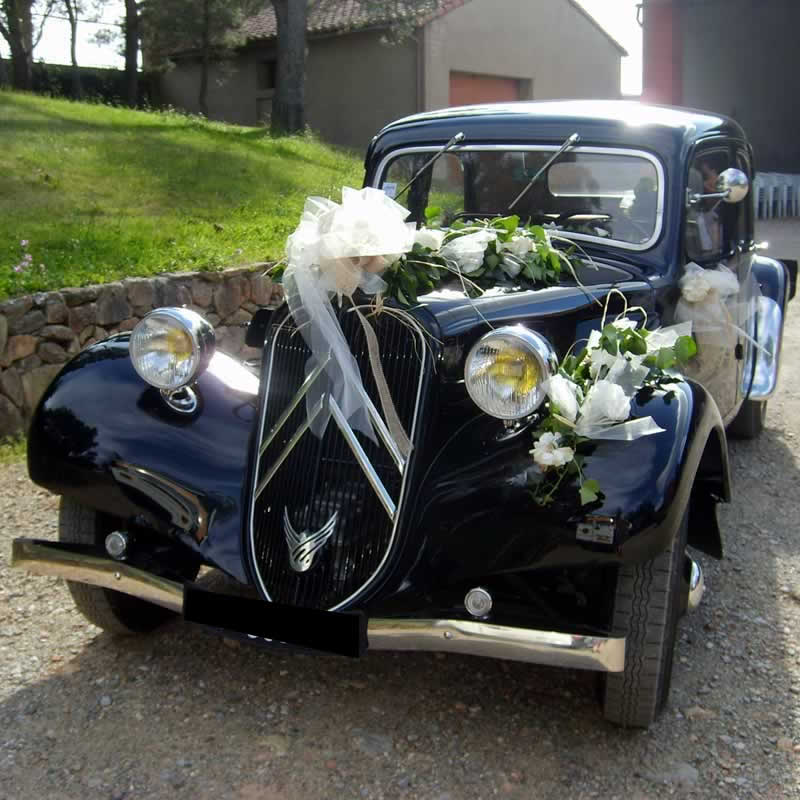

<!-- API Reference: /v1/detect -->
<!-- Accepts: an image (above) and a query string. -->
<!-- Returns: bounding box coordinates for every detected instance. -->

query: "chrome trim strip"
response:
[687,557,704,613]
[255,395,326,500]
[259,354,331,457]
[10,538,183,613]
[329,396,396,519]
[749,295,783,400]
[373,144,666,252]
[367,619,625,672]
[10,540,625,672]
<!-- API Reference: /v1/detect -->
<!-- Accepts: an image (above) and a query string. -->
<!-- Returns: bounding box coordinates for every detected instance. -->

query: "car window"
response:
[685,146,732,261]
[380,147,663,250]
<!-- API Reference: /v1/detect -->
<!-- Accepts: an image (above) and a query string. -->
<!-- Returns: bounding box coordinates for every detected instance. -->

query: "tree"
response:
[143,0,261,117]
[269,0,306,135]
[91,0,139,106]
[0,0,55,90]
[268,0,438,135]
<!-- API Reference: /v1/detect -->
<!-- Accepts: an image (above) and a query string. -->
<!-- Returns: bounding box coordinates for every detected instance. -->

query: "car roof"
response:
[380,100,744,141]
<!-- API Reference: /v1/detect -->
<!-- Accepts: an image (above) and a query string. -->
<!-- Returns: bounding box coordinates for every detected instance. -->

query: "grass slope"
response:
[0,92,365,300]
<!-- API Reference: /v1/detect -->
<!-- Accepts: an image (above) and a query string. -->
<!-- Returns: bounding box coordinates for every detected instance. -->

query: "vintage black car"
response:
[11,101,795,728]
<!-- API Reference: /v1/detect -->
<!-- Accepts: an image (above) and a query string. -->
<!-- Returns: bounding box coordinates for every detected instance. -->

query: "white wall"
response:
[423,0,622,110]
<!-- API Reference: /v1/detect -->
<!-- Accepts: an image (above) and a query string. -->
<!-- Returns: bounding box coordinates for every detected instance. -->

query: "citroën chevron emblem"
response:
[282,508,338,572]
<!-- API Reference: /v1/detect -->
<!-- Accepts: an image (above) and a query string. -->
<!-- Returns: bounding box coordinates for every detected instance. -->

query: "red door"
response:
[449,72,522,106]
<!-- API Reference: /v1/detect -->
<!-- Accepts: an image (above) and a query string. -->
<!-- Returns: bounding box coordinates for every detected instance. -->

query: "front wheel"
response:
[602,511,688,727]
[59,497,176,635]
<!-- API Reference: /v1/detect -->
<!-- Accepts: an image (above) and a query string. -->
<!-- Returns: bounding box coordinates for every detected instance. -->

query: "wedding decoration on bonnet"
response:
[272,186,698,509]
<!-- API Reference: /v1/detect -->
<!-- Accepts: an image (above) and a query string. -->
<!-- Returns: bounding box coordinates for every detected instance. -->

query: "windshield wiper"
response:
[507,132,580,213]
[395,132,465,201]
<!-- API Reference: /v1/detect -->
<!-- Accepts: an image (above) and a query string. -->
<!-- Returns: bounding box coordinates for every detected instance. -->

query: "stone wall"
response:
[0,264,281,439]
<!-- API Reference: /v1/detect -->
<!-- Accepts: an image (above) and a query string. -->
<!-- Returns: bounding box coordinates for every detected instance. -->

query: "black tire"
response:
[602,511,688,728]
[728,398,767,439]
[58,497,175,635]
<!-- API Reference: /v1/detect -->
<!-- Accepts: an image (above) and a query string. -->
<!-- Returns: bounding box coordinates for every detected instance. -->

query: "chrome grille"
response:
[248,303,428,610]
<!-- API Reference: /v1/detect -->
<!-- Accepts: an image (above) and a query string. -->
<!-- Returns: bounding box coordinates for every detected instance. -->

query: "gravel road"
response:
[3,278,800,799]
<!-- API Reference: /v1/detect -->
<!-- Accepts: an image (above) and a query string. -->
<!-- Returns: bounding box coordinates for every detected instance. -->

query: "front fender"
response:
[382,379,728,600]
[27,335,259,583]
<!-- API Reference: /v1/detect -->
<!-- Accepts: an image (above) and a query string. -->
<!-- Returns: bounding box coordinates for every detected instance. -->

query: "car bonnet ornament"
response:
[282,508,338,572]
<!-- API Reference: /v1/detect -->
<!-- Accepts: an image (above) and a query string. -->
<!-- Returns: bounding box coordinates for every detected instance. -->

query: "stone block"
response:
[250,274,274,307]
[45,295,68,324]
[69,303,97,333]
[224,309,252,326]
[62,286,98,307]
[117,318,139,332]
[191,279,214,307]
[125,278,155,309]
[0,296,33,322]
[17,354,41,372]
[0,394,23,438]
[94,326,108,340]
[96,283,131,326]
[21,364,62,410]
[162,280,192,308]
[0,314,7,357]
[41,324,76,343]
[205,312,220,327]
[39,341,69,364]
[9,309,46,335]
[3,335,37,364]
[0,369,24,407]
[213,281,243,319]
[79,326,96,345]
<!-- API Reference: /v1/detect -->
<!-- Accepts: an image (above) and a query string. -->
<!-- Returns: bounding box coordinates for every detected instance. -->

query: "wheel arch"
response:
[686,424,729,559]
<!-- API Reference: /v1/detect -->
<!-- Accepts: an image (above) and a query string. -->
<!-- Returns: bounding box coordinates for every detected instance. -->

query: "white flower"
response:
[588,346,619,379]
[611,317,638,332]
[501,256,523,278]
[575,380,631,435]
[681,271,712,303]
[531,432,575,470]
[414,228,446,251]
[503,235,533,259]
[586,329,602,351]
[545,374,579,422]
[439,230,497,274]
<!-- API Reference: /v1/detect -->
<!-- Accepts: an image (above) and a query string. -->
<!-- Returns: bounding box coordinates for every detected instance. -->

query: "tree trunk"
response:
[124,0,139,106]
[65,0,82,99]
[198,0,210,117]
[270,0,306,135]
[3,0,34,90]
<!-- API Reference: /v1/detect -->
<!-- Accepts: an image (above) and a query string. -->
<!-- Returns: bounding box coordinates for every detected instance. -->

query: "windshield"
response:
[378,147,663,250]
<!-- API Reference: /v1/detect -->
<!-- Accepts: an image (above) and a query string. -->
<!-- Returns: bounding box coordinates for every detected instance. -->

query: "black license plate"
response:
[183,584,367,658]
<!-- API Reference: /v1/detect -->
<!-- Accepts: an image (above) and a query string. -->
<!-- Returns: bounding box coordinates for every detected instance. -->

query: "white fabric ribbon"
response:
[283,188,417,447]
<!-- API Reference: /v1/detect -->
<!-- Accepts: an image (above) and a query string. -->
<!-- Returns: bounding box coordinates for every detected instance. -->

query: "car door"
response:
[681,140,747,422]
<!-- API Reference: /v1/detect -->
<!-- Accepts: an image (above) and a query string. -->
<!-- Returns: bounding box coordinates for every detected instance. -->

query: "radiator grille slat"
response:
[248,304,428,610]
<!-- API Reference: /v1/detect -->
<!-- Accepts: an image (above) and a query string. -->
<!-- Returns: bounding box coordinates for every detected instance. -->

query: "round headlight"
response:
[464,326,555,419]
[130,308,215,391]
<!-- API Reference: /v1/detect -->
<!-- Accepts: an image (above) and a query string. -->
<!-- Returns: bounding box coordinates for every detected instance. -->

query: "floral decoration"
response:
[529,299,697,507]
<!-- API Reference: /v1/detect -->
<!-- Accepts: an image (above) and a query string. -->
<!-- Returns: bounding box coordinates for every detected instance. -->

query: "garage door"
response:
[449,72,522,106]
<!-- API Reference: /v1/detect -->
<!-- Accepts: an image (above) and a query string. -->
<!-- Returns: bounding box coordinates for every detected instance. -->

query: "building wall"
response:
[158,30,418,151]
[678,0,800,172]
[422,0,622,110]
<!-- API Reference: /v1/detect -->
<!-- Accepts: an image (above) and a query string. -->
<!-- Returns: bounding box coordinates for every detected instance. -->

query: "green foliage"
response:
[0,91,364,300]
[0,435,26,465]
[380,213,571,307]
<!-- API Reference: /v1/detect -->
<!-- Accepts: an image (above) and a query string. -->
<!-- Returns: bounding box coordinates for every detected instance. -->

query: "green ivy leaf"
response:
[580,478,601,506]
[674,335,698,364]
[530,225,548,243]
[485,253,500,269]
[493,215,520,234]
[424,206,442,221]
[655,348,676,370]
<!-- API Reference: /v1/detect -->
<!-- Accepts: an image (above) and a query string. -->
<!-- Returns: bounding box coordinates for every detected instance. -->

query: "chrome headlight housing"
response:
[130,308,215,391]
[464,326,555,419]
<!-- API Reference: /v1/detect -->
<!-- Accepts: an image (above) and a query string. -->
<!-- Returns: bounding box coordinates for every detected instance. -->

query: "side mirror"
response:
[687,167,750,207]
[716,168,750,203]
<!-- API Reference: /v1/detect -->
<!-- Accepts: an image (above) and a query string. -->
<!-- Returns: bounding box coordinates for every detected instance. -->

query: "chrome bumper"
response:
[11,538,625,673]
